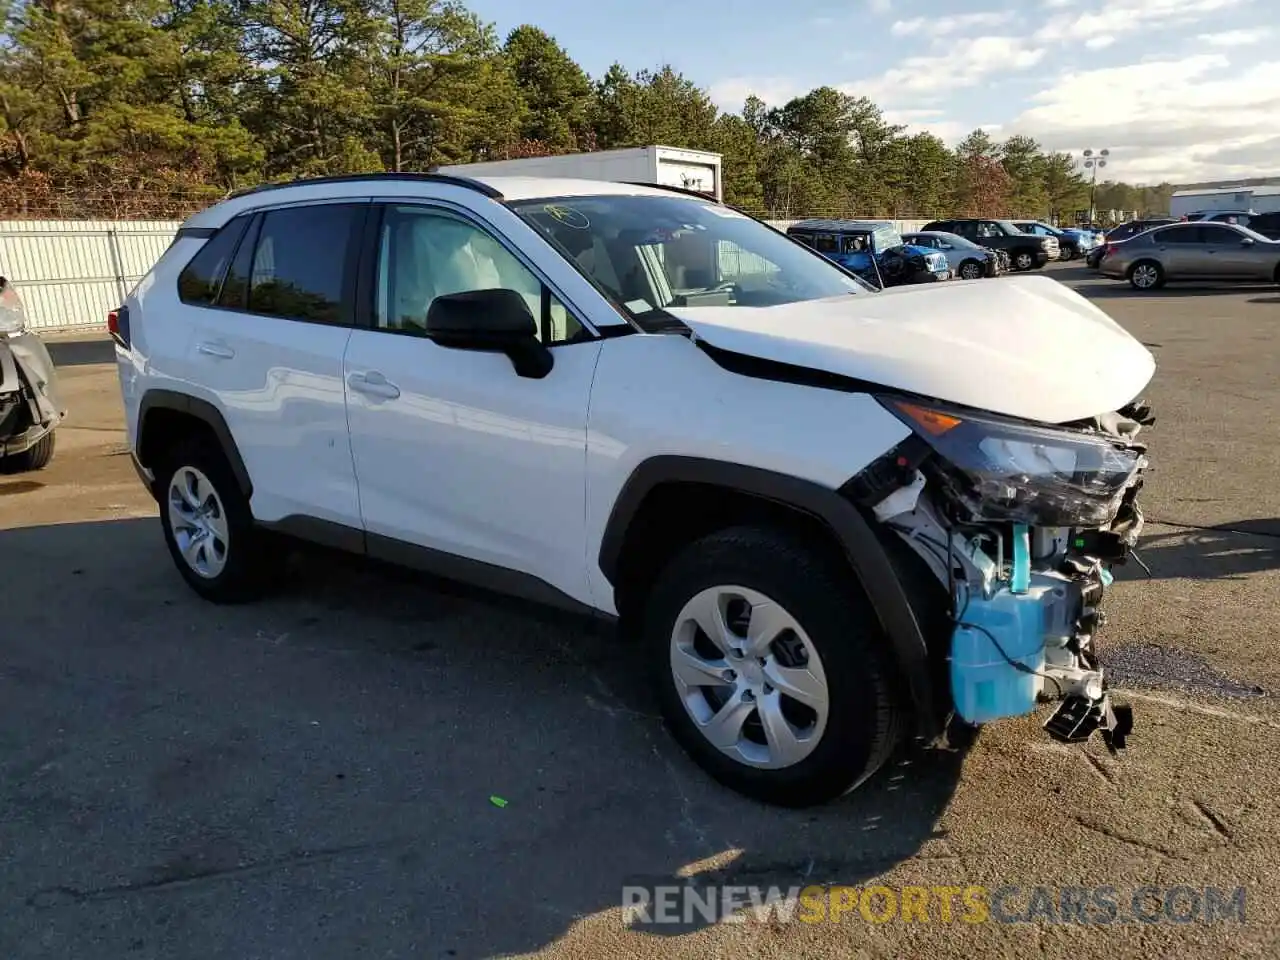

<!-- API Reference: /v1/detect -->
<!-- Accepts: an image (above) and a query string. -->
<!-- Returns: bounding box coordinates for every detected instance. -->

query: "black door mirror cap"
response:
[425,288,553,379]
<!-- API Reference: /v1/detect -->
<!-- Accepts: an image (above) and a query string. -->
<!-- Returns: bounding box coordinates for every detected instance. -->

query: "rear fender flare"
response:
[137,389,252,498]
[599,456,939,737]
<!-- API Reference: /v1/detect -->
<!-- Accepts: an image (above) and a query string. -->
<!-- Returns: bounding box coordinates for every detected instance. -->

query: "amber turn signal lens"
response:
[894,401,962,436]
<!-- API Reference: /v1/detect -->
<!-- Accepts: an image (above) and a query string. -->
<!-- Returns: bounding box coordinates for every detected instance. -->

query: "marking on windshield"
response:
[543,205,590,229]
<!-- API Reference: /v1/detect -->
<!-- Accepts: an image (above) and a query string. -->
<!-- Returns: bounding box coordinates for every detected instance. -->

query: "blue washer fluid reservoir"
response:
[950,586,1047,724]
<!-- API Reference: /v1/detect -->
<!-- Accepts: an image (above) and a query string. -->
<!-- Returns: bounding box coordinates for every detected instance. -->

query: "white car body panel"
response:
[583,332,910,612]
[664,274,1155,425]
[342,331,604,606]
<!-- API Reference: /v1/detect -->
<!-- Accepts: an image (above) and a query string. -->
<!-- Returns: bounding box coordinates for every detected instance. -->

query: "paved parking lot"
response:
[2,263,1278,959]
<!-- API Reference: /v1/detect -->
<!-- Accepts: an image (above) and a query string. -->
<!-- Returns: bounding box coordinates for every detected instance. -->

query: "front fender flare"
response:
[600,456,940,738]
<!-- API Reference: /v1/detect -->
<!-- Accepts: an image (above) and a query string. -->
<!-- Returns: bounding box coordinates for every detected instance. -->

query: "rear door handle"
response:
[197,341,235,360]
[347,370,401,400]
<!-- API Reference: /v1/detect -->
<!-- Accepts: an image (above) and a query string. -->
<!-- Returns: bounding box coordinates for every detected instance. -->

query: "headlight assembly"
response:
[879,397,1145,527]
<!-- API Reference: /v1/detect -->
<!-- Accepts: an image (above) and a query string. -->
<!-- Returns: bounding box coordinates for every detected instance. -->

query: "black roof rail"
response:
[226,172,504,201]
[621,180,723,203]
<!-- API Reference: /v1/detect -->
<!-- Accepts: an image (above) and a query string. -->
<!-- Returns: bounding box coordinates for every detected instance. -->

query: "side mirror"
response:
[425,288,553,379]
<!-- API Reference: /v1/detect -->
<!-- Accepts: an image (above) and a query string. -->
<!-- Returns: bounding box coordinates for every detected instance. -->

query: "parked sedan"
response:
[901,230,1002,279]
[1099,221,1280,290]
[1087,218,1178,268]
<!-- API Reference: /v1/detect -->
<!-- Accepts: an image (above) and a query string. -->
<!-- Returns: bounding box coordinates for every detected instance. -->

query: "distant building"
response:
[1169,185,1280,218]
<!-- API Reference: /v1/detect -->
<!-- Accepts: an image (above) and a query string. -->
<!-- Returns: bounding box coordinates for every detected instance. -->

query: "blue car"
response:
[901,230,1003,279]
[786,219,951,288]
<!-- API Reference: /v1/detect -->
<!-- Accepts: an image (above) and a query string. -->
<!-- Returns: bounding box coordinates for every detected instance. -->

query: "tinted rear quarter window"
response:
[245,204,364,325]
[1156,227,1200,244]
[177,216,250,305]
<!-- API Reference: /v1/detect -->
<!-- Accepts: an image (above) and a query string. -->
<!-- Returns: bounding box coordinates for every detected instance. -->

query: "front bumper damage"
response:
[853,398,1154,755]
[0,331,66,456]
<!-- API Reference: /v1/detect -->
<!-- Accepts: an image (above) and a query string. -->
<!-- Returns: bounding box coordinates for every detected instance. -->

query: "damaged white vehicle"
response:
[115,175,1153,807]
[1,277,63,471]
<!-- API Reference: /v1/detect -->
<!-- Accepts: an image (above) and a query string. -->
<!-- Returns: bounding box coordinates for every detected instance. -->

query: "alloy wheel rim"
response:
[669,585,830,769]
[1133,265,1158,288]
[167,466,230,579]
[961,263,981,279]
[1015,253,1032,269]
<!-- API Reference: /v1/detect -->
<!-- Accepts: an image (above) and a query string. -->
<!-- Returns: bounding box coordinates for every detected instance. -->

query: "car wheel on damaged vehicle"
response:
[646,525,901,808]
[3,429,55,472]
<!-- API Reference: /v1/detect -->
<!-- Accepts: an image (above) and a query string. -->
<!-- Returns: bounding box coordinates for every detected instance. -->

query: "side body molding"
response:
[599,456,940,738]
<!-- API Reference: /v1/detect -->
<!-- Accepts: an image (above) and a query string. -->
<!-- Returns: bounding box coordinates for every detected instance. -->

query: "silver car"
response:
[1099,221,1280,290]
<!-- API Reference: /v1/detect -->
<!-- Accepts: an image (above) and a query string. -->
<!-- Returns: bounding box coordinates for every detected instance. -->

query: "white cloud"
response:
[867,0,891,13]
[881,108,972,145]
[890,12,1014,38]
[707,77,804,111]
[999,54,1280,182]
[1034,0,1252,45]
[849,36,1046,102]
[1202,28,1268,45]
[1085,34,1116,49]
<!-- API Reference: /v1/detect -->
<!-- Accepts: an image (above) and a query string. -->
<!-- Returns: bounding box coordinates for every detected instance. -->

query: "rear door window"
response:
[1156,227,1201,244]
[1200,225,1242,244]
[244,203,365,325]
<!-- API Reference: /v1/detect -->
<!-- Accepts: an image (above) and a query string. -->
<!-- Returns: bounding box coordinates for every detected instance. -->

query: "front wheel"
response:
[1128,260,1164,290]
[1013,251,1036,271]
[958,259,984,280]
[645,526,901,807]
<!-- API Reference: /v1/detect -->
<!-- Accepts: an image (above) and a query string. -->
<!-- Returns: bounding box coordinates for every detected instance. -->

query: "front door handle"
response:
[197,341,235,360]
[347,370,401,400]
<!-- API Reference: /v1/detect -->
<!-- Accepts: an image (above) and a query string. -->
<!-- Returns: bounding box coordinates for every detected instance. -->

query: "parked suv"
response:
[921,218,1058,270]
[114,174,1155,806]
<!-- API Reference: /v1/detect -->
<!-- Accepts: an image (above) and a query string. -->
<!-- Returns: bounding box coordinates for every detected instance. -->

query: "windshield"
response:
[1002,220,1034,235]
[934,232,981,250]
[509,195,872,326]
[872,225,904,250]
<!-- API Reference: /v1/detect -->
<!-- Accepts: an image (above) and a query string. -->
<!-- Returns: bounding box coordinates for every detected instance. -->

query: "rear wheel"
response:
[3,429,55,472]
[645,526,901,807]
[1128,260,1164,290]
[958,259,983,280]
[157,438,278,603]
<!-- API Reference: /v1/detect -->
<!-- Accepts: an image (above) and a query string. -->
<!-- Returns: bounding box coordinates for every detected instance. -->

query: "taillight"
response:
[107,305,130,347]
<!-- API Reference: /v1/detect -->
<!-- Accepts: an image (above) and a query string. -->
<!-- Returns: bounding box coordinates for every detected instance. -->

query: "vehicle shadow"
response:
[44,337,115,367]
[1115,520,1280,581]
[0,518,967,959]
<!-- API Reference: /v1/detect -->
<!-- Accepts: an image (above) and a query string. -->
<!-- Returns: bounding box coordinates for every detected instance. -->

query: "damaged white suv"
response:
[114,174,1154,807]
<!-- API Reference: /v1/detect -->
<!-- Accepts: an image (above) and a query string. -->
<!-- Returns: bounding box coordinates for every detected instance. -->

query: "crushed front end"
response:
[847,395,1154,753]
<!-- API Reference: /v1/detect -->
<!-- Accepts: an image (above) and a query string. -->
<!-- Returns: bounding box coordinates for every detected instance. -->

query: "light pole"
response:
[1081,148,1109,222]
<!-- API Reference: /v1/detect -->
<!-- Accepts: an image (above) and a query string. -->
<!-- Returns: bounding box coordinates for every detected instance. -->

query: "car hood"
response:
[665,274,1155,424]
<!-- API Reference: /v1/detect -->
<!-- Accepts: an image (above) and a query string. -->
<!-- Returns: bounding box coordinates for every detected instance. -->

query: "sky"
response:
[466,0,1276,186]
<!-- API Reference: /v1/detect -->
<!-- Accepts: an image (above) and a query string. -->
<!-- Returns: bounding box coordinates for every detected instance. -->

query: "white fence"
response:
[0,216,933,333]
[0,220,182,331]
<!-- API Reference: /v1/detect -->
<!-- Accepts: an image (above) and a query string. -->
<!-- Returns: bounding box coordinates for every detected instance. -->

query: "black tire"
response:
[4,429,55,472]
[644,525,902,807]
[156,436,277,603]
[1127,259,1165,291]
[957,259,983,280]
[1012,250,1036,271]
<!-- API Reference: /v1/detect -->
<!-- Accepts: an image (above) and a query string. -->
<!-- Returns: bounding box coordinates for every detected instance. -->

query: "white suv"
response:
[113,174,1156,806]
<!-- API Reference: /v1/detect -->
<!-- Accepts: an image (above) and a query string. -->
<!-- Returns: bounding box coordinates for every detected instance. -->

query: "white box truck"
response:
[436,146,723,202]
